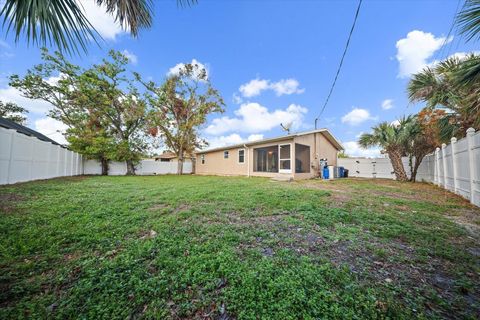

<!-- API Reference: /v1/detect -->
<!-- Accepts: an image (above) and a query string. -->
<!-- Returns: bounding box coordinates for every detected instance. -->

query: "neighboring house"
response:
[153,151,192,163]
[196,129,343,180]
[0,117,62,146]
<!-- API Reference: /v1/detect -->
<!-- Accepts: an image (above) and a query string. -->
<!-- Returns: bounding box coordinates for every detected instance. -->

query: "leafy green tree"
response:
[358,122,409,181]
[10,49,148,175]
[137,63,225,174]
[9,49,116,175]
[81,51,149,175]
[0,100,28,124]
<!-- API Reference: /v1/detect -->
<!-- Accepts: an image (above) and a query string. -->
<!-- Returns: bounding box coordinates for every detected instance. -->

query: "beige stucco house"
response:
[196,129,343,180]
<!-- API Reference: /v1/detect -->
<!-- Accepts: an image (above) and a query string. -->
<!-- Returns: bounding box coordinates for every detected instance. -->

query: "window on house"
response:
[201,154,205,164]
[160,158,170,162]
[224,151,229,159]
[238,149,245,163]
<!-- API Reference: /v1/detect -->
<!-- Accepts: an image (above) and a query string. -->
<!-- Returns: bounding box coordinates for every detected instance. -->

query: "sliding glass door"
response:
[253,146,278,172]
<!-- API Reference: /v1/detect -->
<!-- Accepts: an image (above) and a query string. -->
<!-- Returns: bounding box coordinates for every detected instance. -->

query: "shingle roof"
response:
[0,117,63,146]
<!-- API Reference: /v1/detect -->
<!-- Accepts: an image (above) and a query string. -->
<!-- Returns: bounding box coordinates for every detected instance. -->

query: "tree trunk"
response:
[126,160,136,175]
[191,157,196,174]
[177,148,184,175]
[388,151,408,181]
[100,157,109,176]
[410,154,425,183]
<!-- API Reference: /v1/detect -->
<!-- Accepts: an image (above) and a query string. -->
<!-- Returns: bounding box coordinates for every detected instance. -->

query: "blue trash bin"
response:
[323,167,329,179]
[339,166,345,178]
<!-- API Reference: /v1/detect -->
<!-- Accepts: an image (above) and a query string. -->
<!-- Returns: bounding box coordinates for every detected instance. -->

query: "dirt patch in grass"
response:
[0,193,25,214]
[148,203,170,211]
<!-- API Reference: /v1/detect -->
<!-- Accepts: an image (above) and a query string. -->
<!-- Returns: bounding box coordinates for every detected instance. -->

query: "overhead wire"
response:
[315,0,363,129]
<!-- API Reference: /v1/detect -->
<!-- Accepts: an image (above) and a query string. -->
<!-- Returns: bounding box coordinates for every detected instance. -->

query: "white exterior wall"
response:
[338,128,480,207]
[0,127,83,185]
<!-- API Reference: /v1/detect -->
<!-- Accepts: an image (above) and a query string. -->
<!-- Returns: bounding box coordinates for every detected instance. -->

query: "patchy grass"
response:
[0,176,479,319]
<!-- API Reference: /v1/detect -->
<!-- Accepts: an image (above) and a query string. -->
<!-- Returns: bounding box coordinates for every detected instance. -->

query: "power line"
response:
[315,0,363,129]
[436,0,462,61]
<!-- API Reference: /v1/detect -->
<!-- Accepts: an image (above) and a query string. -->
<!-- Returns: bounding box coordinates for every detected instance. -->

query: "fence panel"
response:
[338,128,480,207]
[0,127,83,184]
[83,159,193,175]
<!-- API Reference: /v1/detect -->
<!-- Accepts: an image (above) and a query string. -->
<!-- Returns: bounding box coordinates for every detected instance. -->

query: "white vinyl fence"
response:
[338,128,480,206]
[83,159,192,175]
[0,127,83,185]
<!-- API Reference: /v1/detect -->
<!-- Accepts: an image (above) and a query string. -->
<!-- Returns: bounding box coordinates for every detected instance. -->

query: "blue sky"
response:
[0,0,478,156]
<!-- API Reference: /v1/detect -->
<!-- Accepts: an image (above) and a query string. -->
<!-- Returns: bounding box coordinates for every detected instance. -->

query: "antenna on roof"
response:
[280,122,292,135]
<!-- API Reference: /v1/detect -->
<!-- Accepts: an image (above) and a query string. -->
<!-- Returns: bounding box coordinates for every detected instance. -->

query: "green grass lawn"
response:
[1,175,479,319]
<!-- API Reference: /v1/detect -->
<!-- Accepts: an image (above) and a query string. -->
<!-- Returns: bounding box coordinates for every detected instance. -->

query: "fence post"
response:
[451,137,458,194]
[466,128,476,204]
[434,148,439,185]
[441,143,447,188]
[6,129,15,184]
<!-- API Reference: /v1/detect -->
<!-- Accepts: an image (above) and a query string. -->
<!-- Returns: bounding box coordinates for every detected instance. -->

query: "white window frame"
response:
[278,143,292,174]
[238,148,245,164]
[223,150,229,159]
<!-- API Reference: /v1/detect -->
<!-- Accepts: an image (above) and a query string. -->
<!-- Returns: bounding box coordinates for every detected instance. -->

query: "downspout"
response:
[243,144,250,177]
[314,132,318,176]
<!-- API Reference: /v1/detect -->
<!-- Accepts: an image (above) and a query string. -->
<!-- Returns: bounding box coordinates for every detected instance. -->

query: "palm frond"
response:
[456,0,480,42]
[1,0,97,54]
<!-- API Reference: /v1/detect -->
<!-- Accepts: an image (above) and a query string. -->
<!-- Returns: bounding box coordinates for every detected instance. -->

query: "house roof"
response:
[154,152,177,159]
[196,128,344,154]
[0,117,63,146]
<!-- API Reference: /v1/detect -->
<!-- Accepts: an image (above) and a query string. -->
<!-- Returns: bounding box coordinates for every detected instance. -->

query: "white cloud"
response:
[0,86,53,115]
[238,78,304,97]
[239,79,270,97]
[121,50,138,64]
[269,79,305,96]
[206,134,244,149]
[341,108,377,126]
[34,117,68,145]
[247,134,264,142]
[396,30,451,78]
[78,0,126,40]
[205,102,308,135]
[167,59,209,80]
[206,133,265,149]
[381,99,394,110]
[342,141,382,158]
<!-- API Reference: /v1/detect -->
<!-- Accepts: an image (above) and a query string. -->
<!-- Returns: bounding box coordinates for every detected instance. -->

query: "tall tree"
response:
[358,122,409,181]
[0,100,28,124]
[401,112,444,182]
[9,49,116,175]
[74,50,149,175]
[10,49,149,175]
[137,63,225,174]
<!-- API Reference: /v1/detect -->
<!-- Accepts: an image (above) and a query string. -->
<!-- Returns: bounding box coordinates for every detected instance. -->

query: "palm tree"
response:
[407,55,480,140]
[358,121,409,181]
[1,0,195,54]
